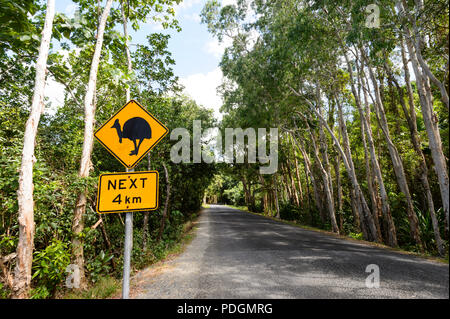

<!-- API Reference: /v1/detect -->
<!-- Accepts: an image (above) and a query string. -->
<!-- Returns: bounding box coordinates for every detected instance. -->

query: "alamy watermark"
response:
[170,120,279,174]
[65,264,80,289]
[365,264,380,288]
[365,4,380,28]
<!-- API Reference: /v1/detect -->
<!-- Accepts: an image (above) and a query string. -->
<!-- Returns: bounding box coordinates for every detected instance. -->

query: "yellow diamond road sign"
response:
[94,100,169,168]
[96,171,159,214]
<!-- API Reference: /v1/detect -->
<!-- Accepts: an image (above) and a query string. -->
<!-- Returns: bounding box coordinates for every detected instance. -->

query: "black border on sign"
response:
[96,171,159,214]
[94,99,169,169]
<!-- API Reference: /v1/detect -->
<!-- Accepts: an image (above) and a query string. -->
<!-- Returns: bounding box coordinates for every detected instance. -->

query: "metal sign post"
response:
[93,99,169,300]
[122,211,133,298]
[122,167,134,299]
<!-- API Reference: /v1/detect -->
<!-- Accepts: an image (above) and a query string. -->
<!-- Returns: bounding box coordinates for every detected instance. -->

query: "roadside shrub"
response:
[31,239,71,297]
[349,232,363,240]
[280,203,301,221]
[86,250,114,284]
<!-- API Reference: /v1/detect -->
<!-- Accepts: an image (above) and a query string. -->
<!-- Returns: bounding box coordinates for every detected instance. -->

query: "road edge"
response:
[125,207,205,298]
[225,205,449,265]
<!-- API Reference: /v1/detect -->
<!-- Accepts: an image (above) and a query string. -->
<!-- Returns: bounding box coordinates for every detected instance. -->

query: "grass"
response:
[62,277,120,299]
[122,211,201,298]
[59,208,203,299]
[226,205,449,264]
[158,213,199,257]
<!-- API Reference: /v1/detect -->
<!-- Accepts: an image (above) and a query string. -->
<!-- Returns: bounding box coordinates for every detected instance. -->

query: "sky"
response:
[46,0,236,119]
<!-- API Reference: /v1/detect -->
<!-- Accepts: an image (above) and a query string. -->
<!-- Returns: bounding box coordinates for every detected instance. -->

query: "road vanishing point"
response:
[134,205,449,299]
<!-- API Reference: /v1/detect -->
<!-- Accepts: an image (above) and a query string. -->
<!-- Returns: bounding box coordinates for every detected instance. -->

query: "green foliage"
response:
[81,276,119,299]
[30,285,51,299]
[86,250,114,284]
[31,240,71,296]
[64,276,120,299]
[0,0,448,300]
[349,232,364,240]
[0,283,10,299]
[201,0,449,257]
[0,0,38,52]
[223,182,245,206]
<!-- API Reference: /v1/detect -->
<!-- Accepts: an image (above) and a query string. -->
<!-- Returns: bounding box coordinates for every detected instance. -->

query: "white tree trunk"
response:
[335,98,378,241]
[397,0,449,233]
[12,0,55,299]
[386,43,445,255]
[296,97,380,243]
[356,58,397,247]
[290,131,324,221]
[303,114,339,234]
[72,0,113,289]
[407,0,449,110]
[362,53,423,251]
[273,175,280,219]
[344,50,396,246]
[121,0,133,101]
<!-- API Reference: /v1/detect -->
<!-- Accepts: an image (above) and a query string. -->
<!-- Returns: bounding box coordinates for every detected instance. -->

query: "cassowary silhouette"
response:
[111,117,152,156]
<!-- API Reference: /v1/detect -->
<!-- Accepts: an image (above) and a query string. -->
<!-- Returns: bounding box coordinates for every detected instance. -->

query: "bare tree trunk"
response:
[335,100,370,240]
[402,0,449,110]
[12,0,55,299]
[362,51,423,251]
[334,151,344,233]
[292,144,304,203]
[349,55,382,242]
[71,0,113,290]
[354,51,398,247]
[273,175,280,219]
[303,164,311,205]
[250,183,256,209]
[259,175,269,215]
[286,158,300,206]
[242,174,251,207]
[121,0,133,102]
[397,0,449,233]
[303,114,339,233]
[384,43,445,255]
[317,90,335,212]
[290,131,324,222]
[158,163,171,241]
[339,50,385,243]
[292,94,381,243]
[281,163,292,203]
[359,108,382,238]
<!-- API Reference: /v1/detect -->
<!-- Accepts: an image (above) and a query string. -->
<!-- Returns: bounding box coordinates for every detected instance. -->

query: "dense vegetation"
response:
[1,0,215,298]
[0,0,448,300]
[202,0,449,256]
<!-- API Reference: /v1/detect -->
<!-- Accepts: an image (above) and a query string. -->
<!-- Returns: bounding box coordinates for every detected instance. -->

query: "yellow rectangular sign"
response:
[96,171,159,214]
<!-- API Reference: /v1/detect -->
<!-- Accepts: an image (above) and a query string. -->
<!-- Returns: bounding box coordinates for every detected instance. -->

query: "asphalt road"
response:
[134,205,449,299]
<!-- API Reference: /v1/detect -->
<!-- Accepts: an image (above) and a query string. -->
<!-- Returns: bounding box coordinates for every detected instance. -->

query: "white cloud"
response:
[64,4,76,18]
[204,36,233,58]
[204,28,259,59]
[184,12,201,23]
[180,67,224,119]
[43,48,79,116]
[178,0,203,10]
[222,0,238,6]
[44,77,65,116]
[144,20,164,32]
[174,0,202,17]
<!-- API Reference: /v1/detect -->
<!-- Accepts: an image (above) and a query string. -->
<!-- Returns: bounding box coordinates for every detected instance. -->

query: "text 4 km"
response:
[96,171,159,214]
